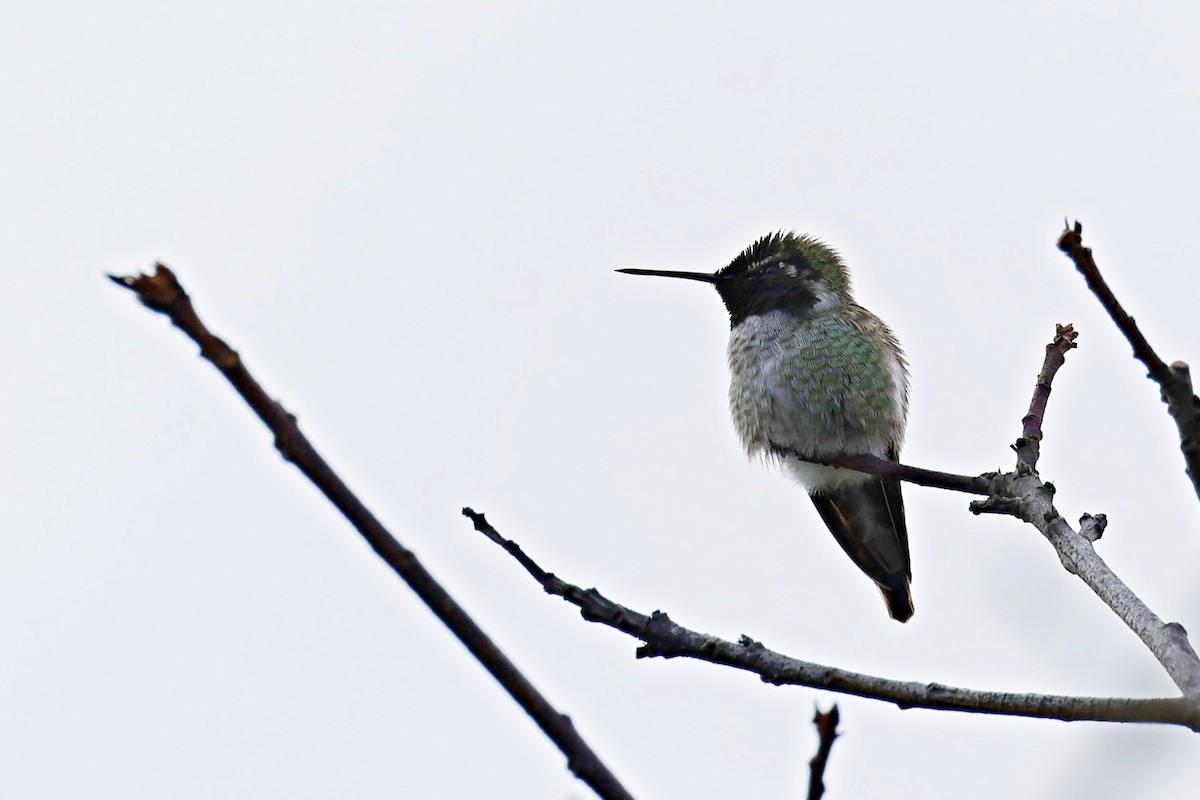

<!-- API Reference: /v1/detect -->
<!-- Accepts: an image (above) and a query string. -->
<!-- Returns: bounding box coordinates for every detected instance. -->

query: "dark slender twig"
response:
[1057,223,1168,376]
[110,265,635,800]
[764,447,990,496]
[1017,323,1079,470]
[462,507,1200,729]
[823,453,990,495]
[806,705,840,800]
[1058,222,1200,501]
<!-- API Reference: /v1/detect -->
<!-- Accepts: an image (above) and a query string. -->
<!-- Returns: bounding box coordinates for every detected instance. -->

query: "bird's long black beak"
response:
[617,268,722,284]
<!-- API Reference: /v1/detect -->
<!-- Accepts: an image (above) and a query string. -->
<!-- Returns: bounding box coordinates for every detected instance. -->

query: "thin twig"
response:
[826,454,992,495]
[110,265,636,800]
[806,705,840,800]
[765,448,991,495]
[462,508,1200,729]
[1017,323,1079,470]
[1058,222,1200,501]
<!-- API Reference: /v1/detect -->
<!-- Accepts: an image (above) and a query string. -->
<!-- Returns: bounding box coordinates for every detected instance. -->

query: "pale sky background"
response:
[4,2,1200,798]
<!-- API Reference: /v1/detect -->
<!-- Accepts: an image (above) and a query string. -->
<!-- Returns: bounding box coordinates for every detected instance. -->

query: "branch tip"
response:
[1057,222,1200,502]
[117,271,636,800]
[807,704,841,800]
[107,263,187,313]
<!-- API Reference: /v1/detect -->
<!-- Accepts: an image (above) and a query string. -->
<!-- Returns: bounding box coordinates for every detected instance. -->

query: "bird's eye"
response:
[762,260,799,278]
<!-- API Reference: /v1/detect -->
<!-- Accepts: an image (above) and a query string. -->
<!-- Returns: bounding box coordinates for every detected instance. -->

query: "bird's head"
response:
[619,231,850,325]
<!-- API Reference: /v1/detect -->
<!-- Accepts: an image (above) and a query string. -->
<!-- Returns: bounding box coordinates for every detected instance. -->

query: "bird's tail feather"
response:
[809,475,913,623]
[878,583,915,623]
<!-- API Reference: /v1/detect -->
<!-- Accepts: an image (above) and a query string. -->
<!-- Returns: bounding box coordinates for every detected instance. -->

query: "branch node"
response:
[970,497,1019,516]
[1079,513,1108,542]
[1056,549,1079,575]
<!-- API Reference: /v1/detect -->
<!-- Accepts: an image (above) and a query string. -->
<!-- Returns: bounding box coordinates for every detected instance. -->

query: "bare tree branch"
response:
[462,507,1200,730]
[806,705,840,800]
[970,471,1200,698]
[1017,323,1079,469]
[109,265,636,800]
[465,319,1200,724]
[1058,221,1200,502]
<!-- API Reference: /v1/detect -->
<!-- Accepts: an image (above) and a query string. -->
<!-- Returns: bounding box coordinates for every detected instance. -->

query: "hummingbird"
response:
[619,231,913,622]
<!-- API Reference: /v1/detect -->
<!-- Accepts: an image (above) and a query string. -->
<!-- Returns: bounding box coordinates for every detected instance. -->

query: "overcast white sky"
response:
[4,2,1200,797]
